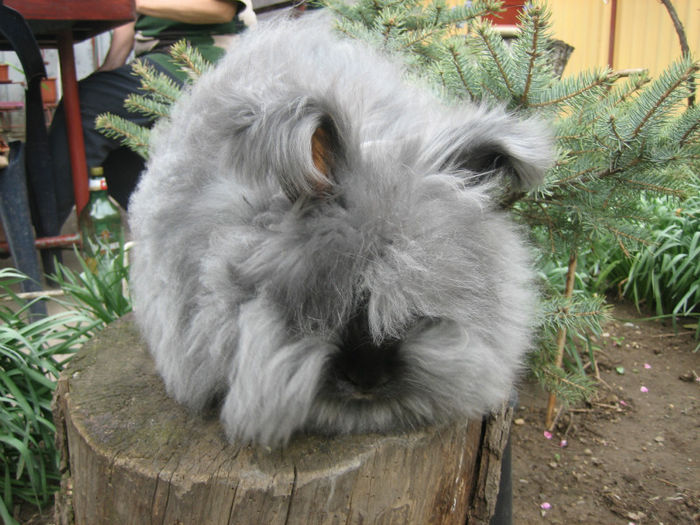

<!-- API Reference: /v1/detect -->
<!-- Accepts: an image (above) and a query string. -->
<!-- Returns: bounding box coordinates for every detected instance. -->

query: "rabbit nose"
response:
[336,337,401,390]
[333,303,403,391]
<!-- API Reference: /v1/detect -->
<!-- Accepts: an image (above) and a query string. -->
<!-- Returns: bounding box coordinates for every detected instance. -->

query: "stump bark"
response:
[53,315,512,525]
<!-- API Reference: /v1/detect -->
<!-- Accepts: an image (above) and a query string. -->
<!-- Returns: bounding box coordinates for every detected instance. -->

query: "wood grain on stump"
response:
[53,315,511,525]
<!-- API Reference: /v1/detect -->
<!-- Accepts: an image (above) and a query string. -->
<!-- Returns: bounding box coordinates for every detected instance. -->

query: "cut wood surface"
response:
[54,315,510,525]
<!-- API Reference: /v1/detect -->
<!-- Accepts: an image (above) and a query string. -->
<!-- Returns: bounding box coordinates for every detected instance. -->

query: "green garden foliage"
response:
[0,270,94,522]
[583,194,700,348]
[0,245,132,523]
[51,243,133,324]
[623,196,700,321]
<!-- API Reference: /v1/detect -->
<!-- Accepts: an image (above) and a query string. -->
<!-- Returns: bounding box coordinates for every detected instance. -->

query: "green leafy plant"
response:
[0,269,99,523]
[624,195,700,320]
[0,243,132,523]
[580,193,700,344]
[50,243,133,324]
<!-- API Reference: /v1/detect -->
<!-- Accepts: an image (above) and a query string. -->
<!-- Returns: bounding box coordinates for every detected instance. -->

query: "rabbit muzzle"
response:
[331,301,404,397]
[327,297,447,401]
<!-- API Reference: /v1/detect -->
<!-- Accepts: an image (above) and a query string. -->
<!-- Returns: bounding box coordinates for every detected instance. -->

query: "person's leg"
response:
[49,57,178,225]
[102,146,145,209]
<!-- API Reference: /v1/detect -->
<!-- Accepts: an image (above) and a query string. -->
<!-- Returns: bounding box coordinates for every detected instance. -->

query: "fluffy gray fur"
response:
[129,13,553,448]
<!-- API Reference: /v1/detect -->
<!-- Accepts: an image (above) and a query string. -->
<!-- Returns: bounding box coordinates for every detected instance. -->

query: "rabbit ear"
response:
[309,119,336,194]
[228,97,343,202]
[435,108,554,205]
[276,113,342,202]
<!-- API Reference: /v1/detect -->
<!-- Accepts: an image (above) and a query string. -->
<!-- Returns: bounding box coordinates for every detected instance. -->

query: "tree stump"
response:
[53,315,512,525]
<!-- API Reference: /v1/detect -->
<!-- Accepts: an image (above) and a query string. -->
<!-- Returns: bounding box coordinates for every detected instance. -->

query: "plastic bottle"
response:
[78,166,123,272]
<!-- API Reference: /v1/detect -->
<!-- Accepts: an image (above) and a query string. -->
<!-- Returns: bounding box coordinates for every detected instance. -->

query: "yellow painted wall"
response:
[547,1,610,73]
[547,0,700,78]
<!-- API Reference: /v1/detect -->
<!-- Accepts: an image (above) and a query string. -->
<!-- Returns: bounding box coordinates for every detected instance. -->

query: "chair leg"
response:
[0,142,47,317]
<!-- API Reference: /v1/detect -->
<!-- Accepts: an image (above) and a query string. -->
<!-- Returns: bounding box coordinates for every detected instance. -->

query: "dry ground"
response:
[512,302,699,524]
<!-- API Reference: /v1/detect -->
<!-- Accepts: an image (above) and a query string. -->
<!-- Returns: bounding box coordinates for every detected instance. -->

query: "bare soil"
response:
[512,301,699,524]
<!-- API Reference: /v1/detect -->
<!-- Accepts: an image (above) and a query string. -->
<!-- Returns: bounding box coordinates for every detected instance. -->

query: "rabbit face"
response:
[129,14,553,447]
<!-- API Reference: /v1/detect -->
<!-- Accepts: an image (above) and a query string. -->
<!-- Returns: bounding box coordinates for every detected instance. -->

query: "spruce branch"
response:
[609,72,651,109]
[441,41,478,100]
[396,0,501,51]
[130,59,182,103]
[474,22,516,99]
[96,41,212,160]
[512,5,550,106]
[538,365,597,402]
[618,178,687,198]
[94,114,151,159]
[519,41,540,106]
[530,69,613,108]
[630,59,698,139]
[672,104,700,146]
[605,225,652,247]
[169,40,213,79]
[124,93,171,119]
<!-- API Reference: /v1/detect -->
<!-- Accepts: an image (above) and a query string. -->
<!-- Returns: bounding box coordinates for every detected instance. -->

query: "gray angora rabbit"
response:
[129,14,553,447]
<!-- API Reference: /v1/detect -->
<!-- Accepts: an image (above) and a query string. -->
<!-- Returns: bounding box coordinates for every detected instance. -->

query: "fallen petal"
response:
[640,386,649,393]
[544,431,553,440]
[559,439,568,448]
[541,502,552,510]
[644,363,651,369]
